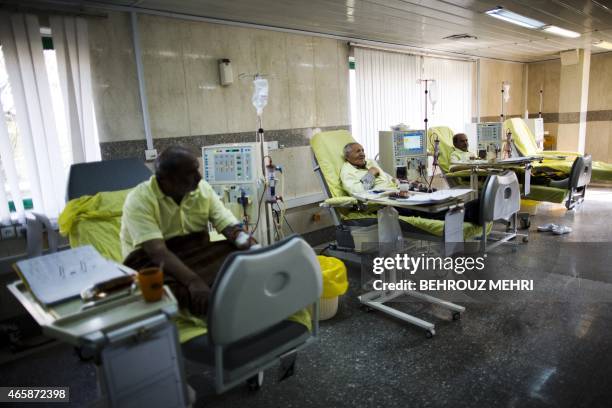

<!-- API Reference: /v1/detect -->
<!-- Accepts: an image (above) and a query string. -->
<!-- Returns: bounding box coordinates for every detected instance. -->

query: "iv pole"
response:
[500,81,506,122]
[241,73,274,245]
[418,79,435,137]
[418,79,438,190]
[538,85,543,118]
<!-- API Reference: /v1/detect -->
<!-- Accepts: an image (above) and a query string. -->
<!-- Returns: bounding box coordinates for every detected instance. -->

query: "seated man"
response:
[340,142,397,194]
[120,146,255,317]
[450,133,476,162]
[340,142,442,218]
[340,142,480,223]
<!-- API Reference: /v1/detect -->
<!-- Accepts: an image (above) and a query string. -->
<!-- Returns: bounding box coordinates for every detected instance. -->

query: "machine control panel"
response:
[477,122,503,160]
[379,130,428,181]
[393,130,426,165]
[203,146,254,183]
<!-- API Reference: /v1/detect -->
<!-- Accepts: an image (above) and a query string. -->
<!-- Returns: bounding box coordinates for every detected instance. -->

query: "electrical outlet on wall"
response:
[16,225,26,238]
[1,226,16,240]
[145,149,158,161]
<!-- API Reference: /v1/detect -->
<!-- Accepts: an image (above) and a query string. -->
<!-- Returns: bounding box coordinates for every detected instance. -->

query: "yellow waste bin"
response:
[316,256,348,320]
[520,199,539,216]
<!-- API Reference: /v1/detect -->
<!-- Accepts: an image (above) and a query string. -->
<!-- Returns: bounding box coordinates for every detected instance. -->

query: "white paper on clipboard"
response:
[15,246,126,306]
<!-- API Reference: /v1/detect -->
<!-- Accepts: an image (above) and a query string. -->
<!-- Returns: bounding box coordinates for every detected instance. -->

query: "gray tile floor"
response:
[1,188,611,408]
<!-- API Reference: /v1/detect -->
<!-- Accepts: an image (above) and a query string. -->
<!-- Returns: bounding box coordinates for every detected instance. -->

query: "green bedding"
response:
[343,210,485,240]
[504,118,612,182]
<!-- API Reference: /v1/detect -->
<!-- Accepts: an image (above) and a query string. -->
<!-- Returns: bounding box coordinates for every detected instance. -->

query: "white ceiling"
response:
[16,0,612,62]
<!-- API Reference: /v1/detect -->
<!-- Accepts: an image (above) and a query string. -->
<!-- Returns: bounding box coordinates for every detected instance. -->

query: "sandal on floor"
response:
[537,223,557,232]
[552,225,572,235]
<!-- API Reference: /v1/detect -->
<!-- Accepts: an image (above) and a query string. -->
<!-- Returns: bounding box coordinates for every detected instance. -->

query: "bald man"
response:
[340,142,397,194]
[450,133,476,162]
[120,146,255,316]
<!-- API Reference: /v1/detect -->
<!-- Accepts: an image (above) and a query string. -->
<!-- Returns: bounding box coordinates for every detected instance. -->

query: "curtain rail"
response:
[349,42,477,63]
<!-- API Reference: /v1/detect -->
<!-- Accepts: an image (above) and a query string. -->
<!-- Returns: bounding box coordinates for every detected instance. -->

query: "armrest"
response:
[320,197,359,208]
[26,212,60,257]
[446,169,474,177]
[540,151,581,159]
[549,178,569,189]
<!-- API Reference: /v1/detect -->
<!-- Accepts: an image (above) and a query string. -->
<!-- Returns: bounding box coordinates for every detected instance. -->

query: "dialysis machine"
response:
[379,129,428,181]
[202,143,271,245]
[476,122,520,159]
[476,122,504,160]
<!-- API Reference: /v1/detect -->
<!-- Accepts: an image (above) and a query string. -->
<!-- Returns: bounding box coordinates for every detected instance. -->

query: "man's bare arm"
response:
[141,238,210,315]
[141,239,199,284]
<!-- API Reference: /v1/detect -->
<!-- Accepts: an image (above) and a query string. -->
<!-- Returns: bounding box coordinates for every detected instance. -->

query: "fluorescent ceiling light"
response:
[543,25,581,38]
[485,8,546,29]
[594,41,612,50]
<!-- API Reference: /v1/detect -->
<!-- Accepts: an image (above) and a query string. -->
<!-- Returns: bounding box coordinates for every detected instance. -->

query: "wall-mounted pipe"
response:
[130,11,154,153]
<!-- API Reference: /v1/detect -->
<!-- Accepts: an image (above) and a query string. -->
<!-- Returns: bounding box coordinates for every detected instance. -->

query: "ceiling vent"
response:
[443,34,478,40]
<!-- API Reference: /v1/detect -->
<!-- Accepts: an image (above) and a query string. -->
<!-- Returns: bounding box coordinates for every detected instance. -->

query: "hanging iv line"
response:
[417,78,440,190]
[538,85,543,118]
[500,81,511,121]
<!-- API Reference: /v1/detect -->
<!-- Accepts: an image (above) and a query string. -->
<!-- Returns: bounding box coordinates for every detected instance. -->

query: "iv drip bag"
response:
[503,81,511,103]
[252,76,269,116]
[428,80,438,113]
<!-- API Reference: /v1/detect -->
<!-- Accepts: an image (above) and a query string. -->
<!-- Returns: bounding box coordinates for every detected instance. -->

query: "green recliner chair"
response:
[427,126,581,208]
[504,118,612,183]
[310,129,484,251]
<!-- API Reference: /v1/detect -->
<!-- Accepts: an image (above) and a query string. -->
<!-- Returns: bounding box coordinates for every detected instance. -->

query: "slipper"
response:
[537,223,557,232]
[552,225,572,235]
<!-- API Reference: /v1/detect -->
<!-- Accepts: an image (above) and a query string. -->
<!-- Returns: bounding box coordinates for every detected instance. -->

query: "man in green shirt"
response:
[450,133,476,163]
[340,142,397,194]
[121,146,255,316]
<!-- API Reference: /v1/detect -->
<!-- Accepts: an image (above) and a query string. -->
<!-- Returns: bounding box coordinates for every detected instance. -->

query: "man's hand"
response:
[187,278,211,316]
[368,167,380,177]
[222,225,257,249]
[235,231,258,249]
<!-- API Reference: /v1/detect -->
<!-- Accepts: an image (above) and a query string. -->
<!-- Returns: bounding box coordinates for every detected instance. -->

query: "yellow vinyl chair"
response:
[310,129,484,250]
[428,126,585,209]
[504,118,612,182]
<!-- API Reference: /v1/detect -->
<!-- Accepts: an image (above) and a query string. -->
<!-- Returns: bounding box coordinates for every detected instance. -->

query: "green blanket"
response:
[343,211,485,240]
[58,189,311,343]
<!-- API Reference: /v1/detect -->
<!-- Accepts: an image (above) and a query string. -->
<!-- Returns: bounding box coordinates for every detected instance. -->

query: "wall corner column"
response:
[557,48,590,153]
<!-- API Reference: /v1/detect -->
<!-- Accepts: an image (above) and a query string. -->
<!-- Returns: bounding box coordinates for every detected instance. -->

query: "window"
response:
[350,47,474,157]
[0,14,100,222]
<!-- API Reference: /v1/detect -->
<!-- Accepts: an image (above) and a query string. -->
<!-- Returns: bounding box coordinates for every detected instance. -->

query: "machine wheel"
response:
[247,371,264,391]
[522,236,529,243]
[74,346,95,362]
[425,330,434,339]
[452,312,461,321]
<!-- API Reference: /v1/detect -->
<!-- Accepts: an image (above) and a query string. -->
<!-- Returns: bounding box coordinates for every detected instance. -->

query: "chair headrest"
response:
[208,235,322,346]
[66,158,152,200]
[570,154,592,188]
[310,130,356,198]
[503,118,538,156]
[479,170,521,223]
